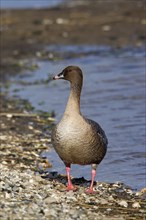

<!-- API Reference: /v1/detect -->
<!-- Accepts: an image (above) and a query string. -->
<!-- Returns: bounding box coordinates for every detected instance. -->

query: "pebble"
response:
[99,198,108,205]
[56,18,69,25]
[0,161,145,219]
[44,196,59,204]
[6,114,13,118]
[118,200,128,208]
[132,202,141,208]
[0,135,8,140]
[28,125,34,130]
[106,208,112,212]
[42,19,53,25]
[102,25,111,32]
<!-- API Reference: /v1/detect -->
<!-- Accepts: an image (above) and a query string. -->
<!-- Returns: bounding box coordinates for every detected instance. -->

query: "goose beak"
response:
[53,75,60,80]
[53,72,64,80]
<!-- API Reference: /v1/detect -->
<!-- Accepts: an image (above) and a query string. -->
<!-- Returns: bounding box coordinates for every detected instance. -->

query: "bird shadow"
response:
[39,170,96,188]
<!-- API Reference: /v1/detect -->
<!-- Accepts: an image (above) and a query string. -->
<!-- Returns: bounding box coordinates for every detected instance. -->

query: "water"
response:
[1,0,64,9]
[9,45,145,190]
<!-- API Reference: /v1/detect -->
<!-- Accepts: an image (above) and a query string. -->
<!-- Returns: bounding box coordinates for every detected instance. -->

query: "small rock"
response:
[140,188,146,194]
[135,191,141,196]
[2,161,7,165]
[29,179,34,183]
[42,19,53,25]
[118,200,128,208]
[28,125,33,130]
[44,196,59,204]
[4,192,11,199]
[132,202,141,208]
[102,25,111,31]
[126,189,133,195]
[56,18,68,24]
[99,198,108,205]
[108,195,115,201]
[48,53,54,59]
[34,175,43,182]
[6,114,13,118]
[36,51,42,57]
[0,135,7,140]
[106,208,112,212]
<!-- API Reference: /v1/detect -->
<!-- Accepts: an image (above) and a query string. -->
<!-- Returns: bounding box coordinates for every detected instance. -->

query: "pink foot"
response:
[65,166,77,191]
[86,169,97,194]
[66,184,77,191]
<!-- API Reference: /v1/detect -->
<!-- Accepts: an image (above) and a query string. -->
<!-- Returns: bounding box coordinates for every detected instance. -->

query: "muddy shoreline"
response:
[0,0,146,219]
[1,0,145,79]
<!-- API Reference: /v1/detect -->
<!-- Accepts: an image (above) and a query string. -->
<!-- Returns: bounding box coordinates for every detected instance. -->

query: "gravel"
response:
[0,93,146,220]
[0,162,146,220]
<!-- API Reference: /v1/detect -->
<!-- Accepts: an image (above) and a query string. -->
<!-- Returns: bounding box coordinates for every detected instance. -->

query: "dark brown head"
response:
[53,66,83,86]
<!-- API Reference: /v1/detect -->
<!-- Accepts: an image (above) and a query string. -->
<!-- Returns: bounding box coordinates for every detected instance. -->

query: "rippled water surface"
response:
[9,45,145,190]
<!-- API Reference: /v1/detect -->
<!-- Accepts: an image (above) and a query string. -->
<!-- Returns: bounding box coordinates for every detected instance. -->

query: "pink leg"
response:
[66,166,76,191]
[86,169,96,194]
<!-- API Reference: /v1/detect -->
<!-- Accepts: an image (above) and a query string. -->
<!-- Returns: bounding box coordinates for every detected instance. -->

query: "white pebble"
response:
[132,202,141,208]
[102,25,111,31]
[56,18,68,24]
[118,200,128,207]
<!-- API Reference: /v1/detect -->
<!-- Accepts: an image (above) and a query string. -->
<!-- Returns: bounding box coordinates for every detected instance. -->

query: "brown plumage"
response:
[51,66,108,193]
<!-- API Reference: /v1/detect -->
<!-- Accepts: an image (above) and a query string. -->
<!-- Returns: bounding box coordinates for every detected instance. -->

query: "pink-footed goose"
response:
[52,66,108,193]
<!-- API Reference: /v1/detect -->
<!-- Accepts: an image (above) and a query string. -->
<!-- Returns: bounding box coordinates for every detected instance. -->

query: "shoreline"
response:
[0,0,146,219]
[1,0,145,79]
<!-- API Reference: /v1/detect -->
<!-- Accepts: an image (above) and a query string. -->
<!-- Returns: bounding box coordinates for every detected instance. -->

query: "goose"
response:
[51,66,108,193]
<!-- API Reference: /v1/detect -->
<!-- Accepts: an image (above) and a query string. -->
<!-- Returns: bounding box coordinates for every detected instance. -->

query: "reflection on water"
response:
[9,45,145,190]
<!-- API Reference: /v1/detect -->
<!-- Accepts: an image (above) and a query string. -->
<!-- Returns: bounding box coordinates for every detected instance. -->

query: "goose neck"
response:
[64,82,82,115]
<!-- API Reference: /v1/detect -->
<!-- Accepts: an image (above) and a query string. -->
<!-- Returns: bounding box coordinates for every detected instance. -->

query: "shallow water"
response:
[9,45,145,190]
[1,0,63,9]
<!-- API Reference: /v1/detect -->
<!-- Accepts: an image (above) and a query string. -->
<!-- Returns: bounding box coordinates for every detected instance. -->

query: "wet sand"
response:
[0,0,146,219]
